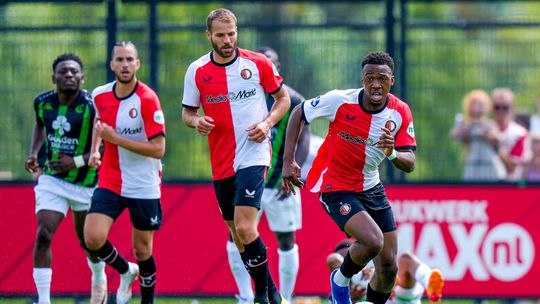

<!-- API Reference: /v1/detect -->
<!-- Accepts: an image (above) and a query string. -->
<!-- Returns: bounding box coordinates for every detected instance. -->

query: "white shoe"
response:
[116,262,139,304]
[91,276,108,304]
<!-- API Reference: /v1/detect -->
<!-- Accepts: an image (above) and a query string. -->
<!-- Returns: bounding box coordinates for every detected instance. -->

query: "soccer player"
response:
[327,240,445,304]
[25,53,107,304]
[282,51,417,304]
[182,8,291,304]
[84,41,166,304]
[226,46,310,304]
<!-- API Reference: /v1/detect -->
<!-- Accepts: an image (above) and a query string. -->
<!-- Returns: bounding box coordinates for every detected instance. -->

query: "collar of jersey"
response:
[112,81,139,101]
[210,48,239,67]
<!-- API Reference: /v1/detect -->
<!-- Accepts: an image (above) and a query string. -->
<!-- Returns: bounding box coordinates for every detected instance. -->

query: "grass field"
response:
[0,297,526,304]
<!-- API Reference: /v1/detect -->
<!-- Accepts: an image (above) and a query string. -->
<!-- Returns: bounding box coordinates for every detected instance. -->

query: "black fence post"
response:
[385,0,396,183]
[106,0,117,82]
[149,0,159,92]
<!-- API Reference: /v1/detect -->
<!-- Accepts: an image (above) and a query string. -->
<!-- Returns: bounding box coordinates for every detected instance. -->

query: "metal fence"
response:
[2,0,540,182]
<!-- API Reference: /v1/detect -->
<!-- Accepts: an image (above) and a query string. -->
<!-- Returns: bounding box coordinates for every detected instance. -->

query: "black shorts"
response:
[213,166,266,221]
[89,188,163,231]
[319,183,396,233]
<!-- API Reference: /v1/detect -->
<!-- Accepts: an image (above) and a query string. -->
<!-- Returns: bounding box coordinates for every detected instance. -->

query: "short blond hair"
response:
[462,89,491,123]
[206,8,237,32]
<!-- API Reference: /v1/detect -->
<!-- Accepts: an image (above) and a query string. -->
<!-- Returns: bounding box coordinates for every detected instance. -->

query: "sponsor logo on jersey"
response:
[202,75,212,83]
[154,110,165,125]
[339,203,352,215]
[116,127,143,135]
[407,122,415,138]
[271,63,280,76]
[206,94,229,104]
[240,68,252,80]
[229,88,257,101]
[47,134,79,151]
[310,96,320,107]
[52,116,71,136]
[338,131,376,146]
[385,120,397,132]
[129,108,138,118]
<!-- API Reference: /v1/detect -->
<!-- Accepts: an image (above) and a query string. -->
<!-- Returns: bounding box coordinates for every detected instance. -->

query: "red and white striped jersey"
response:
[499,121,528,181]
[182,48,283,180]
[92,81,165,199]
[303,89,416,193]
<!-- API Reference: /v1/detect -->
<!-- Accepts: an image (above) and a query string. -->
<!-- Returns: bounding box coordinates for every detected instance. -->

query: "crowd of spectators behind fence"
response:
[451,87,540,183]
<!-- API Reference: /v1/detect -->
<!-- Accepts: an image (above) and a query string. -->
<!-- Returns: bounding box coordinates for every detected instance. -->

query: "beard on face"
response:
[211,39,235,58]
[116,71,135,84]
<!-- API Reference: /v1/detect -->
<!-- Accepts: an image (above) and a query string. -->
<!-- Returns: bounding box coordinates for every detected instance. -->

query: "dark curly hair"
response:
[361,51,394,73]
[52,53,83,72]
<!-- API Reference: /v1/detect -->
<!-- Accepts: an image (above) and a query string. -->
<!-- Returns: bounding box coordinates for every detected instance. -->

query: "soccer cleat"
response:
[254,294,270,304]
[269,291,288,304]
[90,278,108,304]
[426,268,444,303]
[330,269,351,304]
[116,262,139,304]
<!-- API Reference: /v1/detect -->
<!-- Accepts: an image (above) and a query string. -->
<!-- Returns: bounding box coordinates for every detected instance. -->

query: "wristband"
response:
[73,155,86,168]
[387,149,397,160]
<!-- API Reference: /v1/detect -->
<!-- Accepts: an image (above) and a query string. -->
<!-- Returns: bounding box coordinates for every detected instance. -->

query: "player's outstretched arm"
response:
[282,104,305,194]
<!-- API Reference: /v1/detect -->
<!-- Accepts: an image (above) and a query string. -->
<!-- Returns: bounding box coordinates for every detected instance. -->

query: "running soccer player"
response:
[182,8,291,304]
[25,53,107,304]
[84,41,166,304]
[227,46,310,304]
[282,51,417,304]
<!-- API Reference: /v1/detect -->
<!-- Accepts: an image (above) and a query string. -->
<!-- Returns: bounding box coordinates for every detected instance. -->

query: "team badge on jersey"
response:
[407,122,415,138]
[129,108,138,118]
[154,110,165,125]
[240,68,252,80]
[339,203,352,215]
[385,120,397,132]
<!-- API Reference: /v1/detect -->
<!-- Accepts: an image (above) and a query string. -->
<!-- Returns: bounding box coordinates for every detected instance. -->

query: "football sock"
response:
[33,267,52,304]
[278,244,299,303]
[95,240,129,274]
[138,256,157,304]
[366,284,392,304]
[340,251,364,278]
[414,263,432,289]
[241,237,269,301]
[332,269,350,287]
[227,241,254,301]
[87,257,106,284]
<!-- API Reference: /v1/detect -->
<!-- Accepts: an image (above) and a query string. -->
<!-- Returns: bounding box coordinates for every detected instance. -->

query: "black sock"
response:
[95,240,129,274]
[366,284,392,304]
[241,237,269,302]
[267,275,281,304]
[340,251,364,278]
[138,256,156,304]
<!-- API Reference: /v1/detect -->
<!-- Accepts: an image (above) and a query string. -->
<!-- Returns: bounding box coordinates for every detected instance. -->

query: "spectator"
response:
[451,89,505,181]
[492,88,528,182]
[529,96,540,134]
[525,133,540,182]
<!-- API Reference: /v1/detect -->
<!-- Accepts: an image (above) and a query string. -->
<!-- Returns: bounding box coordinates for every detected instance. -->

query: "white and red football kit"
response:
[499,121,528,181]
[92,81,165,199]
[303,89,416,193]
[182,48,283,180]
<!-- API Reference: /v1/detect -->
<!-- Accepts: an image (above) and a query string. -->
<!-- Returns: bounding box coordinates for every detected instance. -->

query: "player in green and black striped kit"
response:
[227,47,311,304]
[25,53,107,304]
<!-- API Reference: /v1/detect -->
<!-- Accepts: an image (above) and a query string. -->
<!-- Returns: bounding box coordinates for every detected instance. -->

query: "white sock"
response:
[333,269,350,287]
[278,244,299,303]
[87,258,107,284]
[226,241,254,301]
[33,267,52,304]
[414,263,432,289]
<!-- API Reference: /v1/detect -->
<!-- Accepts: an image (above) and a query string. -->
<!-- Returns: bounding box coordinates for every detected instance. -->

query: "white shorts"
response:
[388,282,424,304]
[34,175,95,216]
[259,187,302,232]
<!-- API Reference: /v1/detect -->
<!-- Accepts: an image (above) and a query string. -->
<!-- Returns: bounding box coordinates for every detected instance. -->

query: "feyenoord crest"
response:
[339,203,352,215]
[240,68,252,80]
[129,108,138,118]
[385,120,397,132]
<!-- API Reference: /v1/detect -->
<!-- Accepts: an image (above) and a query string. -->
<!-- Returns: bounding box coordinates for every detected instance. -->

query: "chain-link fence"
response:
[1,0,540,182]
